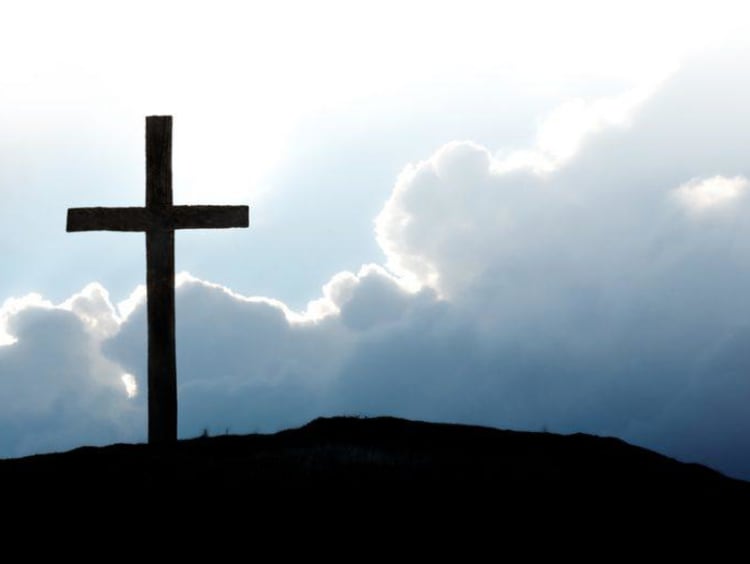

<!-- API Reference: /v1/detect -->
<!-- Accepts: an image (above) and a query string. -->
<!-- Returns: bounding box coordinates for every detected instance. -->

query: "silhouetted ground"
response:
[2,416,747,518]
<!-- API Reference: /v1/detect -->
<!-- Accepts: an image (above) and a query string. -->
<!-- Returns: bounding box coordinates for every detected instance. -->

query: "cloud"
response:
[374,81,660,297]
[0,287,141,455]
[673,175,749,214]
[494,83,658,174]
[3,51,750,480]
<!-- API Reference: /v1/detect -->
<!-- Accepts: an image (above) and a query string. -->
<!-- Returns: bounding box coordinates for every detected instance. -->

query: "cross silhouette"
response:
[67,116,249,443]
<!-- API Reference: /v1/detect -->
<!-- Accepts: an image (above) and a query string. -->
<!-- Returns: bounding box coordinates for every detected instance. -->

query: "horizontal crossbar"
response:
[67,205,249,232]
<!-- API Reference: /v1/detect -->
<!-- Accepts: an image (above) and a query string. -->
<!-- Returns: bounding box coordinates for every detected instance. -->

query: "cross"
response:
[66,116,249,444]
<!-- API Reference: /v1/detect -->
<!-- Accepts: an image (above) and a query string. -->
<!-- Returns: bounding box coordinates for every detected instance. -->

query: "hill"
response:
[1,416,747,513]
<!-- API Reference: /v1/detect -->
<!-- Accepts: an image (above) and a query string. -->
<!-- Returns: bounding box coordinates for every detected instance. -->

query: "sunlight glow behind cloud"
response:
[121,373,138,398]
[492,83,658,175]
[0,0,744,206]
[0,294,52,346]
[674,175,749,213]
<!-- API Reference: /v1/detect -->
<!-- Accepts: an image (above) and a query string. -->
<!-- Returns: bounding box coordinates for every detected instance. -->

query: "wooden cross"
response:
[66,116,249,444]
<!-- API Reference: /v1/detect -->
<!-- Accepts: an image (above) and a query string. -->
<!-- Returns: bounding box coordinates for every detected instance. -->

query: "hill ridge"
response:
[2,415,747,509]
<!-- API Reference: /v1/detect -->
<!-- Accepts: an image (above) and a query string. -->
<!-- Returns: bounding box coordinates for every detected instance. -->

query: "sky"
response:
[2,0,750,479]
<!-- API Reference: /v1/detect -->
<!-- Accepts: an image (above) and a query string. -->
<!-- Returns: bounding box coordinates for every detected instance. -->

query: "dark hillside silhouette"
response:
[1,416,746,513]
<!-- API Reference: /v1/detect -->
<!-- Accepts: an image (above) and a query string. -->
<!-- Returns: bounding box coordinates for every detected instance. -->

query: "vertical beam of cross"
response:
[145,117,177,444]
[67,116,249,444]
